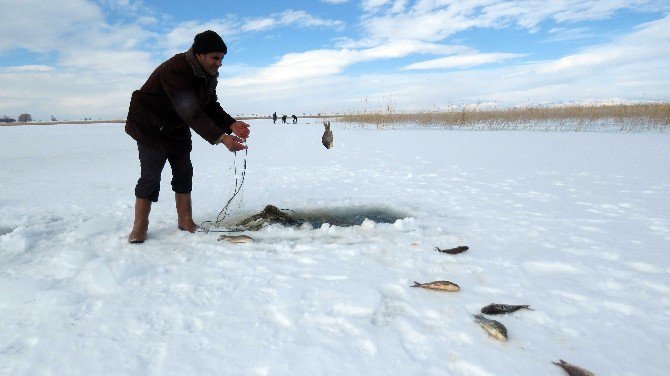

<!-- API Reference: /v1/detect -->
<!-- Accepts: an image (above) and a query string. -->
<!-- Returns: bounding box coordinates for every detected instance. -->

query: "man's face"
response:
[196,52,224,75]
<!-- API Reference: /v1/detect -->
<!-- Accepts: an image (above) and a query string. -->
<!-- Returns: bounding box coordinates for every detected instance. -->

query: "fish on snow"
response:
[434,245,469,254]
[553,359,595,376]
[473,314,508,341]
[411,280,460,292]
[480,303,532,315]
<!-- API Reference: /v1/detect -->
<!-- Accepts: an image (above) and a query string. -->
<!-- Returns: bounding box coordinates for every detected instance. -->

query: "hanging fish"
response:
[473,314,508,341]
[435,245,469,254]
[322,121,333,149]
[411,280,460,292]
[553,359,595,376]
[480,303,532,315]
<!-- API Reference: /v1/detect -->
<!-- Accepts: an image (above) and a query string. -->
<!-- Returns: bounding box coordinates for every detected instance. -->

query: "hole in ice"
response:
[228,204,409,230]
[293,206,409,227]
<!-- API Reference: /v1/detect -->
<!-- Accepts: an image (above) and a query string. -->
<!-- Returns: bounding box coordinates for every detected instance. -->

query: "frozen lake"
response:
[1,121,669,375]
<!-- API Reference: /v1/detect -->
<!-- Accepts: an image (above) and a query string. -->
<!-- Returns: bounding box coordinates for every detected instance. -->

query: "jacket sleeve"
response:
[204,93,236,135]
[160,68,226,145]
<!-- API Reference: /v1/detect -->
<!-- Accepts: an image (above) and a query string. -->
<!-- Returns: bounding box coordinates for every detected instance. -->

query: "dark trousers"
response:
[134,143,193,202]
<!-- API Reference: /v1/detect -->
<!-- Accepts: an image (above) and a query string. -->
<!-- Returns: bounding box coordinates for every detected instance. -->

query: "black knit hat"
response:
[192,30,227,55]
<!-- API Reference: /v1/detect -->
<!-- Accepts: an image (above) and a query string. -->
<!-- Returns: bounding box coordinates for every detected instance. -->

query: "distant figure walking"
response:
[272,112,277,124]
[292,115,298,124]
[282,115,287,124]
[322,121,333,149]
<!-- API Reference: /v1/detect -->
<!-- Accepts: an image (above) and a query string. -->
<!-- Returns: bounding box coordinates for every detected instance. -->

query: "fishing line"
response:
[199,147,247,233]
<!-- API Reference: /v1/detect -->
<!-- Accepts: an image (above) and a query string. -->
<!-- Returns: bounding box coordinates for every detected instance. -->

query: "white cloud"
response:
[362,0,395,12]
[0,0,103,53]
[539,14,670,74]
[228,49,358,87]
[227,39,469,87]
[546,27,599,42]
[363,39,469,58]
[0,1,159,120]
[361,0,666,41]
[0,67,138,120]
[164,19,238,55]
[164,11,343,52]
[1,1,668,120]
[99,0,143,13]
[220,13,670,115]
[242,18,278,32]
[402,52,526,70]
[242,10,344,32]
[1,65,54,73]
[58,50,155,76]
[281,10,343,28]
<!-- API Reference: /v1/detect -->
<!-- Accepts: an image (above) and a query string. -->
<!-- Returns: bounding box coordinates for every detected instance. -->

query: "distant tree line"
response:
[0,114,101,124]
[1,115,16,123]
[1,114,33,123]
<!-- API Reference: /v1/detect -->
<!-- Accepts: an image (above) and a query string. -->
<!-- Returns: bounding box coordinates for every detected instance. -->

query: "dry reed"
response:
[337,102,670,131]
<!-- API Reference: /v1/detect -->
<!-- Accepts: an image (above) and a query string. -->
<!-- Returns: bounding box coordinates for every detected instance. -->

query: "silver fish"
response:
[435,245,469,254]
[217,234,253,244]
[473,314,508,341]
[322,121,333,149]
[553,359,595,376]
[480,303,532,315]
[411,280,460,292]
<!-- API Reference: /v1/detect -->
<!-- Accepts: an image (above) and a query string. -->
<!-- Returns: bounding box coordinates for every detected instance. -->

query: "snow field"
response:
[1,121,669,375]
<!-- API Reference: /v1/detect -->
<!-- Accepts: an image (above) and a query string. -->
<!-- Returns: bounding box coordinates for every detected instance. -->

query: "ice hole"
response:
[292,206,408,227]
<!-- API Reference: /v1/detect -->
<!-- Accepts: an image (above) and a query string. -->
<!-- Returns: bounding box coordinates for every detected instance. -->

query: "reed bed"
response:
[337,102,670,132]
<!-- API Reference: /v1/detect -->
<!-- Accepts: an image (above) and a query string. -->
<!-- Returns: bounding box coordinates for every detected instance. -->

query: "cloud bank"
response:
[0,0,668,120]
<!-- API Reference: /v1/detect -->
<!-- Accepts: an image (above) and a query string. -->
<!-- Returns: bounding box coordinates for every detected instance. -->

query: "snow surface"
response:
[1,121,669,375]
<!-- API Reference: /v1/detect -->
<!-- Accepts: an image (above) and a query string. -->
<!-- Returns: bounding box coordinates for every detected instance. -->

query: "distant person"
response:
[292,114,298,124]
[124,30,250,244]
[272,112,277,124]
[282,115,287,124]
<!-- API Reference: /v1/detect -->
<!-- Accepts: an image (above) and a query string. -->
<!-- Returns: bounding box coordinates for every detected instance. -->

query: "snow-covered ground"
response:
[1,120,669,375]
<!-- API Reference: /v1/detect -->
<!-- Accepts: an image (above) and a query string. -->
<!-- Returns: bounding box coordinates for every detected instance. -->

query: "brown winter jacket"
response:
[125,49,236,153]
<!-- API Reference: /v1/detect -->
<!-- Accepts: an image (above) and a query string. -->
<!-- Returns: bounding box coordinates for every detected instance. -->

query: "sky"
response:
[1,0,669,120]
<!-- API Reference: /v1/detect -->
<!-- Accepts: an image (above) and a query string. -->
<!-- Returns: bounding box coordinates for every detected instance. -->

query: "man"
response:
[125,30,250,244]
[272,112,277,124]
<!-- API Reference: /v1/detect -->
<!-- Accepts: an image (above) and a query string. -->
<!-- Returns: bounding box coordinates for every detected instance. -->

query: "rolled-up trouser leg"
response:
[135,143,168,202]
[168,151,193,194]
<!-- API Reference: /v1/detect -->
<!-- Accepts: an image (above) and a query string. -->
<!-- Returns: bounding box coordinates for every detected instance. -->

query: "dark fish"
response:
[411,280,460,292]
[435,245,469,254]
[473,314,508,341]
[322,121,333,149]
[480,303,532,315]
[553,359,595,376]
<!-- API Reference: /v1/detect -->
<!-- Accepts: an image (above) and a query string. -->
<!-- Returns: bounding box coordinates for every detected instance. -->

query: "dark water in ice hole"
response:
[290,206,409,228]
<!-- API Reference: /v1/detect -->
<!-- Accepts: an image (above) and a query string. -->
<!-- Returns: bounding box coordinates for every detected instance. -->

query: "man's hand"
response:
[220,134,247,152]
[230,121,250,140]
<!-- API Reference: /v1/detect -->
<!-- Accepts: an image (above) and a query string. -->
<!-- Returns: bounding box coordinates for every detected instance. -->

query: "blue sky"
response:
[1,0,669,120]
